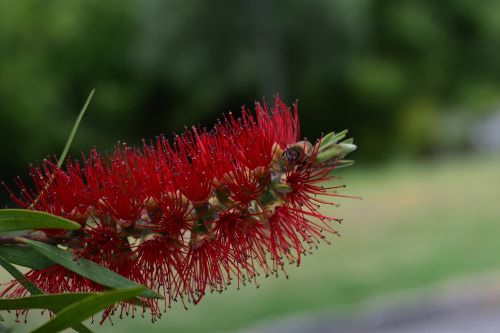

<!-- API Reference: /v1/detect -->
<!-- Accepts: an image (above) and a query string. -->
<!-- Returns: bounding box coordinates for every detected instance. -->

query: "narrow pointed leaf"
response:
[58,89,94,168]
[30,287,144,333]
[0,256,94,333]
[0,293,94,311]
[318,131,337,146]
[315,142,357,164]
[319,130,348,150]
[0,210,80,233]
[342,138,354,145]
[20,239,162,299]
[0,255,43,295]
[0,245,54,269]
[334,159,356,169]
[70,324,94,333]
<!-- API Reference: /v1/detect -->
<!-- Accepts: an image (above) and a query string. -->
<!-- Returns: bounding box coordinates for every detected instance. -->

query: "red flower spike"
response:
[1,97,357,323]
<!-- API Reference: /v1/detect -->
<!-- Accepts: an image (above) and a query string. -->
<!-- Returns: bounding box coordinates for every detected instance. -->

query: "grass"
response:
[2,154,500,332]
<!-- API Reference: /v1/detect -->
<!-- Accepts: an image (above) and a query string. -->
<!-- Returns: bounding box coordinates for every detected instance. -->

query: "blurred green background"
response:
[1,0,500,332]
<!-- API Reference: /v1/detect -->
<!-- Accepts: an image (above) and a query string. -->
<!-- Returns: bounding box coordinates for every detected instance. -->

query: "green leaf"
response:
[341,138,354,145]
[318,130,348,150]
[20,239,163,299]
[30,287,144,333]
[58,89,94,168]
[0,255,43,295]
[0,245,54,270]
[70,324,94,333]
[315,143,357,164]
[0,293,94,311]
[335,159,355,169]
[0,209,81,233]
[0,256,94,333]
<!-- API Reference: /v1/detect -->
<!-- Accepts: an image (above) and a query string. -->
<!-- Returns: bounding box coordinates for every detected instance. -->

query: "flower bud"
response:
[314,131,356,165]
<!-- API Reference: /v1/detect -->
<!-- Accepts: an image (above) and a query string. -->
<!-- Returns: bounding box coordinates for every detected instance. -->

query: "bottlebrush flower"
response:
[1,97,356,323]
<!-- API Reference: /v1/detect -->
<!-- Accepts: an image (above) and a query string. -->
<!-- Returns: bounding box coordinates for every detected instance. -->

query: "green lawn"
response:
[2,154,500,332]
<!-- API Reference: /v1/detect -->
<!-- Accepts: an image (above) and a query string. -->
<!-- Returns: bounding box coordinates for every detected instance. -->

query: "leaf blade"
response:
[0,245,54,270]
[0,256,94,333]
[30,287,144,333]
[58,89,94,168]
[0,293,94,311]
[0,210,80,233]
[0,255,43,295]
[20,239,162,299]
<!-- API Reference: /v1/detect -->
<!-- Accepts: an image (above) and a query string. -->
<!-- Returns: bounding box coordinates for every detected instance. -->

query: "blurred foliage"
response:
[1,0,500,194]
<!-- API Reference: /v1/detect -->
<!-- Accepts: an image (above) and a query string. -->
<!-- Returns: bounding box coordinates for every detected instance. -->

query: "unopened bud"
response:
[318,130,348,151]
[338,143,357,156]
[314,141,357,165]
